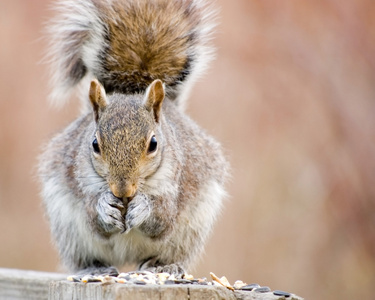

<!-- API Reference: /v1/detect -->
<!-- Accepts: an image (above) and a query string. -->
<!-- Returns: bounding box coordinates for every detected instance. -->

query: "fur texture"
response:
[47,0,216,110]
[40,0,227,275]
[39,87,228,273]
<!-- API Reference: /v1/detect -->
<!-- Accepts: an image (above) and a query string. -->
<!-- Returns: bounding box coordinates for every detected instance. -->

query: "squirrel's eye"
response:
[92,138,100,154]
[148,135,157,154]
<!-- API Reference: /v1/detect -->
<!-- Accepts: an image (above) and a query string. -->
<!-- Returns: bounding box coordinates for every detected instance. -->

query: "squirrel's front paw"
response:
[125,194,151,232]
[96,192,126,233]
[125,195,166,237]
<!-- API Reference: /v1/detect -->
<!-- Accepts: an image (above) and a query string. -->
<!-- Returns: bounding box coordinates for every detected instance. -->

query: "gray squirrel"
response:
[39,0,228,275]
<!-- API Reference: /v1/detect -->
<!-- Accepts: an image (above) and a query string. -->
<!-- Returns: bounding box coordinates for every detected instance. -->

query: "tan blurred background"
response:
[1,0,375,299]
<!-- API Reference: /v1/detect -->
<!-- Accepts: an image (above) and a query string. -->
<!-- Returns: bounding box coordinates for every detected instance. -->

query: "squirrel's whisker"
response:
[39,0,228,276]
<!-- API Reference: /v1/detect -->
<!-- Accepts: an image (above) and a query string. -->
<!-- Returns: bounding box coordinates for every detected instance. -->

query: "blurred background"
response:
[1,0,375,299]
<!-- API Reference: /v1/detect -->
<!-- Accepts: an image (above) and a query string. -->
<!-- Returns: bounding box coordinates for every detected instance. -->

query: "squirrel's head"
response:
[88,79,165,200]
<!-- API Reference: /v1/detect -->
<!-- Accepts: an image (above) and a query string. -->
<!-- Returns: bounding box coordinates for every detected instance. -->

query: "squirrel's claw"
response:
[97,192,126,233]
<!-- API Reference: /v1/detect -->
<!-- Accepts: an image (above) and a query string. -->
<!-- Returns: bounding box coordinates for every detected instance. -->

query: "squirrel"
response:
[39,0,228,276]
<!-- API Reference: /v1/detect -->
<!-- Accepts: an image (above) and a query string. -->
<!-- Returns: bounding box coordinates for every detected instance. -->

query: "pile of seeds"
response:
[67,271,293,298]
[67,271,203,285]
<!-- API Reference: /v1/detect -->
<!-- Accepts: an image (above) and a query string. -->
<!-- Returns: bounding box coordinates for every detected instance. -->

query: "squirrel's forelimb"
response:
[40,0,228,276]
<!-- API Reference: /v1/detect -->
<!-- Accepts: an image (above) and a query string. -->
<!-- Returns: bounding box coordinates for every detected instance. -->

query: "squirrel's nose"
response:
[109,182,137,199]
[109,183,123,198]
[124,183,137,198]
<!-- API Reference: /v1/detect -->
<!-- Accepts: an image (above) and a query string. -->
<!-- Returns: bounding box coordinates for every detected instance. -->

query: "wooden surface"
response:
[0,268,66,300]
[50,281,292,300]
[0,268,303,300]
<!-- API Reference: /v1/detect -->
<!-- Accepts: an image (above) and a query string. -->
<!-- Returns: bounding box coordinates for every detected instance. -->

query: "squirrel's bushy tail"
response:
[46,0,216,109]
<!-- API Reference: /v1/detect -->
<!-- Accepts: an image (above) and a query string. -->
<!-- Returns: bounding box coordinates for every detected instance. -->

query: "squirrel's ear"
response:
[89,79,108,122]
[144,79,165,123]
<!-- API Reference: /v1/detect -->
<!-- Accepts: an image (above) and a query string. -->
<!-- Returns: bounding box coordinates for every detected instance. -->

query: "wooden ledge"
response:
[0,268,303,300]
[0,268,66,300]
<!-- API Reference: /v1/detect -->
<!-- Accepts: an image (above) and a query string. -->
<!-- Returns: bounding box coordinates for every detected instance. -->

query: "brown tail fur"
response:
[46,0,216,109]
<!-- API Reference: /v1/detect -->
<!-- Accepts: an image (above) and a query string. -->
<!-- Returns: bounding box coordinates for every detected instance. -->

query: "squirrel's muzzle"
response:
[109,182,137,199]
